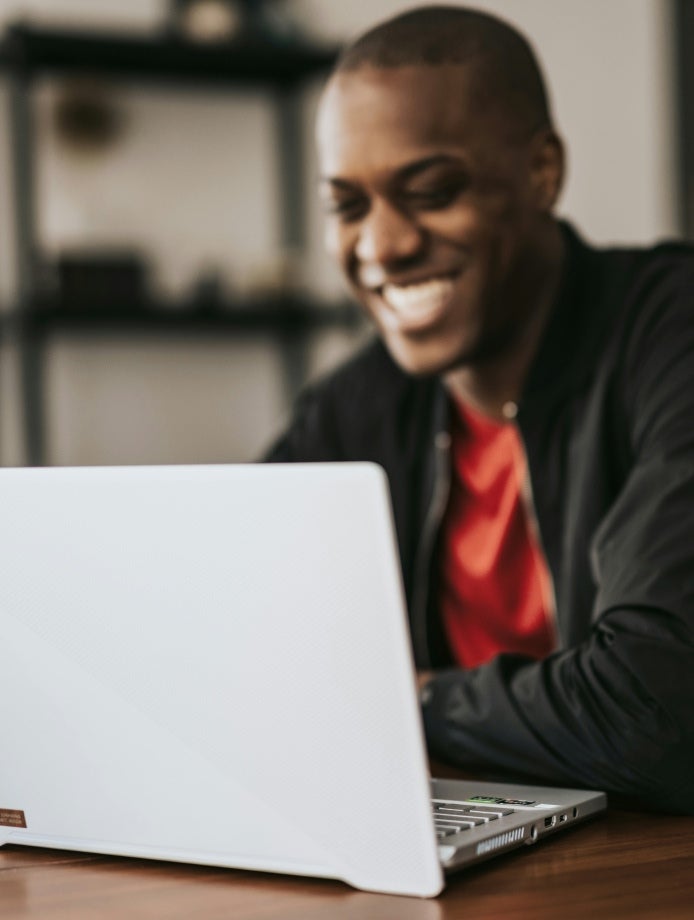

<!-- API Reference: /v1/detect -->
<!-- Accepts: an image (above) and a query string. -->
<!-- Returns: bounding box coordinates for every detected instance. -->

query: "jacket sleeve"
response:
[422,267,694,814]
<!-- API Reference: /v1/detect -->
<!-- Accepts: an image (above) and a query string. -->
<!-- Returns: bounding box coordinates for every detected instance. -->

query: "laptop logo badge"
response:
[0,809,27,828]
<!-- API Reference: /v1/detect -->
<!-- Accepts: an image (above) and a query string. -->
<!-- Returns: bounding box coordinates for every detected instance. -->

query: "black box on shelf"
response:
[56,251,148,312]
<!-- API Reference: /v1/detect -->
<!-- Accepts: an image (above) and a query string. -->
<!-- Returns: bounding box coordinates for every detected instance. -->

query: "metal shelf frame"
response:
[0,23,340,464]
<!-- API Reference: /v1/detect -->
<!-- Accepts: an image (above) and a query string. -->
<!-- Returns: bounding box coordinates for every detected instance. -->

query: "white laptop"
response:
[0,463,605,897]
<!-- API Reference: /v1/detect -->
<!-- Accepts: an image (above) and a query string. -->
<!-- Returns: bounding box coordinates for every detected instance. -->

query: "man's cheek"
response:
[428,207,487,242]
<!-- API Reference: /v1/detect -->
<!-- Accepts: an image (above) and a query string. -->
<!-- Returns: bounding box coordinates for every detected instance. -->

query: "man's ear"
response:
[531,129,565,212]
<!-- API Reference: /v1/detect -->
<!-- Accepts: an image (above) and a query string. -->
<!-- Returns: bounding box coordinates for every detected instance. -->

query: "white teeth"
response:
[360,264,385,289]
[381,277,455,317]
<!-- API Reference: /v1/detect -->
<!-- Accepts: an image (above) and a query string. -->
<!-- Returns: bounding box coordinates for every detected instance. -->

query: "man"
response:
[266,6,694,812]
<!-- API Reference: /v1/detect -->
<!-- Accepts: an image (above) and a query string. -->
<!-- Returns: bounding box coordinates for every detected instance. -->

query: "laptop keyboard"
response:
[432,800,515,839]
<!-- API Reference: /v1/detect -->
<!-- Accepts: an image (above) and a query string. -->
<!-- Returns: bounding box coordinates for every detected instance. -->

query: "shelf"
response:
[9,297,362,337]
[0,24,339,87]
[1,18,344,465]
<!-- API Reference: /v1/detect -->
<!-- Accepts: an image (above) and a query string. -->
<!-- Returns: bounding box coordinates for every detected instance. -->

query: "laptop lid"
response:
[0,463,443,896]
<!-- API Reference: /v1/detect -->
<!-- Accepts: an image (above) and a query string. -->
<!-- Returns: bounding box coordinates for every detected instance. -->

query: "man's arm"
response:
[421,272,694,813]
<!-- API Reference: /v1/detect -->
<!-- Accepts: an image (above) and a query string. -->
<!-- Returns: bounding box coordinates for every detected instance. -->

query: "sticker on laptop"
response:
[0,809,27,828]
[467,796,556,809]
[434,795,557,809]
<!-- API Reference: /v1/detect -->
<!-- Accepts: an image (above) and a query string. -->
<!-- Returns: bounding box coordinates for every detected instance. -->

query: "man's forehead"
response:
[316,63,505,176]
[318,63,478,134]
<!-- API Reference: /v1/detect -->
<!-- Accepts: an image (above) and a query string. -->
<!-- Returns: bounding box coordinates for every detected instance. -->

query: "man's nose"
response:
[355,200,423,268]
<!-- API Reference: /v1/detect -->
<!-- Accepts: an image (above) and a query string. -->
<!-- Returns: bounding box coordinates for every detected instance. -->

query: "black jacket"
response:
[266,225,694,813]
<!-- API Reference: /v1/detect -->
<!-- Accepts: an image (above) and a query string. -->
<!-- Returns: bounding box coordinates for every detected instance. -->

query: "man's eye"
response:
[403,185,462,209]
[323,198,367,221]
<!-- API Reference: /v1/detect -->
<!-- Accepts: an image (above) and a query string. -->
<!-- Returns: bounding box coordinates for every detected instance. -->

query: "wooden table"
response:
[2,807,693,919]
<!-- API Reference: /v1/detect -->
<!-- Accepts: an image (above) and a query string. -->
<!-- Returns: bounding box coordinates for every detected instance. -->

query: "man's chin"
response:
[384,326,520,378]
[383,334,482,378]
[384,344,470,379]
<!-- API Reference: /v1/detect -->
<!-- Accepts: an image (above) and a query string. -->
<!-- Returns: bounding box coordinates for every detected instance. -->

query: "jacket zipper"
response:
[411,429,452,669]
[515,427,559,648]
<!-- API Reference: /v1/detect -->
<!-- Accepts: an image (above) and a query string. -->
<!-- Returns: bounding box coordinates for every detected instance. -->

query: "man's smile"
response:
[378,275,458,333]
[358,271,461,334]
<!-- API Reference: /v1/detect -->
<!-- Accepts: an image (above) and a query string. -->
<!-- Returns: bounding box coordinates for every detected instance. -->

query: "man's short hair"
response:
[335,5,552,135]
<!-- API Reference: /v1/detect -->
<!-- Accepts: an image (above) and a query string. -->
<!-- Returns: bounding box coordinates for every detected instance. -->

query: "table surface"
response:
[2,806,693,920]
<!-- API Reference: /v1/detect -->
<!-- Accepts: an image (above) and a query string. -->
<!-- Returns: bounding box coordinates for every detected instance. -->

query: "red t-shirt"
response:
[440,399,557,669]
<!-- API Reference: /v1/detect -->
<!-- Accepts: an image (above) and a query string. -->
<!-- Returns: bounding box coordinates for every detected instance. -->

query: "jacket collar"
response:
[519,221,606,410]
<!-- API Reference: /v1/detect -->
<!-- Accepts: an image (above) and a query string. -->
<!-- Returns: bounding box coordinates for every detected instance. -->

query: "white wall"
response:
[0,0,679,465]
[0,0,161,32]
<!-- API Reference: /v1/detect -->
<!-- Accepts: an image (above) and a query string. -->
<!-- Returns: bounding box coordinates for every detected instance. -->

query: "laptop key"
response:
[466,807,514,817]
[434,821,472,832]
[436,817,487,829]
[434,809,487,825]
[431,800,515,817]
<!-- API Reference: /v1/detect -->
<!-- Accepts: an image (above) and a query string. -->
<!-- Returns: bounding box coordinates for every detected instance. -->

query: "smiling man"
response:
[317,41,563,394]
[266,6,694,812]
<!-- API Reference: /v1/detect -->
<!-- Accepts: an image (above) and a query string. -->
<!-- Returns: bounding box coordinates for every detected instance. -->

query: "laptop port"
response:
[559,813,568,823]
[544,815,556,829]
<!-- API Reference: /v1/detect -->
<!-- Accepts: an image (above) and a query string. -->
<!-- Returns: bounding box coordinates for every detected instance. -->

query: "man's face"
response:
[316,64,561,376]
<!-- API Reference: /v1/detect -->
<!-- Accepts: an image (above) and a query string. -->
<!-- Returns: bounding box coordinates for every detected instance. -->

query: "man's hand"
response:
[417,670,434,690]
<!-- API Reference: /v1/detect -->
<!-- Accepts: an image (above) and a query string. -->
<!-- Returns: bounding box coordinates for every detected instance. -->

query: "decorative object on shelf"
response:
[54,251,149,312]
[169,0,301,44]
[53,81,127,155]
[170,0,242,42]
[189,267,228,312]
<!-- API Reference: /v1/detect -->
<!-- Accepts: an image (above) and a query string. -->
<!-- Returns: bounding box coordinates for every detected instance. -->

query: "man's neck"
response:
[444,222,566,423]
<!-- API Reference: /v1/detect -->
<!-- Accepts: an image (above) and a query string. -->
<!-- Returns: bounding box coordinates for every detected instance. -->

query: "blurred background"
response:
[0,0,687,467]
